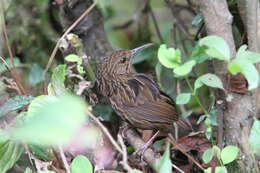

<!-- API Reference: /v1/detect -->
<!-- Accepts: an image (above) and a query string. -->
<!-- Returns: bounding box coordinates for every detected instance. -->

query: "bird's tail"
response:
[177,118,192,131]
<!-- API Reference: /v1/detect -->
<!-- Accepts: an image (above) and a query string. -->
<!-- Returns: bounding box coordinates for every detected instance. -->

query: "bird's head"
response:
[99,43,154,77]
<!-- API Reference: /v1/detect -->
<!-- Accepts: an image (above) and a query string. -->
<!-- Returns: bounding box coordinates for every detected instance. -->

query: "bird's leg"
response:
[134,130,160,159]
[119,124,131,138]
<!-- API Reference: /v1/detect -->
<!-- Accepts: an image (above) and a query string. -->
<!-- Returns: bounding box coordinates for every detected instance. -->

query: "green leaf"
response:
[155,62,176,96]
[192,13,204,26]
[189,45,210,63]
[29,63,44,86]
[0,95,34,117]
[156,143,172,173]
[196,115,206,124]
[236,45,260,64]
[228,58,259,90]
[158,44,181,69]
[24,167,33,173]
[205,167,212,173]
[209,109,218,126]
[94,104,113,121]
[249,119,260,154]
[65,54,82,64]
[220,145,239,165]
[202,148,214,164]
[215,166,228,173]
[194,78,204,92]
[0,141,23,173]
[176,93,191,105]
[212,145,221,160]
[29,145,51,161]
[199,73,224,89]
[205,126,212,140]
[51,65,67,96]
[0,57,20,74]
[173,60,196,76]
[9,94,88,146]
[70,155,93,173]
[199,35,230,61]
[128,169,143,173]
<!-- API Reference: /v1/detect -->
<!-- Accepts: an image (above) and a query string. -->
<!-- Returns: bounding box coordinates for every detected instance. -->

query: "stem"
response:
[184,76,209,115]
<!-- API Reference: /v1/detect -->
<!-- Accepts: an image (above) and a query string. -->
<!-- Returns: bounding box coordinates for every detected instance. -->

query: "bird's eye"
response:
[120,57,127,63]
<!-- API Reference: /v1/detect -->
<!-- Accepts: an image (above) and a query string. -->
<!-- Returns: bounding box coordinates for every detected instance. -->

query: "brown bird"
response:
[97,44,190,135]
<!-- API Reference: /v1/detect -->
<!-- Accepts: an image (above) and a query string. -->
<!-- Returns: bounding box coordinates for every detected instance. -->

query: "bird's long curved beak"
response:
[131,43,154,55]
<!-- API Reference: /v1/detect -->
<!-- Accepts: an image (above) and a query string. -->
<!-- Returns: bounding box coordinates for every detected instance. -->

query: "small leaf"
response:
[215,166,228,173]
[176,93,192,105]
[228,58,259,90]
[65,54,82,64]
[249,119,260,154]
[212,145,221,160]
[29,145,51,161]
[205,167,212,173]
[158,44,181,69]
[196,115,206,124]
[24,168,32,173]
[51,65,67,96]
[70,155,93,173]
[128,169,143,173]
[220,145,239,165]
[205,126,212,140]
[199,73,224,89]
[202,148,214,164]
[236,45,260,64]
[173,60,196,76]
[156,143,172,173]
[199,35,230,61]
[192,13,204,26]
[194,78,204,92]
[0,141,23,173]
[0,95,34,117]
[209,109,218,126]
[189,45,210,63]
[10,94,87,146]
[29,63,44,86]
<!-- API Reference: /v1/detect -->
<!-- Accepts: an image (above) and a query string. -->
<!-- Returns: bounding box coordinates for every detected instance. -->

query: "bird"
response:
[96,44,191,136]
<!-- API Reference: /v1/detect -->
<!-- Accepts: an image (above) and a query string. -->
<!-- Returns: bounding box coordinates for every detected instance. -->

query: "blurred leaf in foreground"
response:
[7,94,88,146]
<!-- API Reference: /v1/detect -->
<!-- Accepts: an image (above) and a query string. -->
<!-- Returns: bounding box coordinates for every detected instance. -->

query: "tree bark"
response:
[194,0,259,172]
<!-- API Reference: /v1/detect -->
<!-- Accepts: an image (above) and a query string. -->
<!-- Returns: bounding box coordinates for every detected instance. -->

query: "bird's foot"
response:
[119,125,131,139]
[133,131,160,161]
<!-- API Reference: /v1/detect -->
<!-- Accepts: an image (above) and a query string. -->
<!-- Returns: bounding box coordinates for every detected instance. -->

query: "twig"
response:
[172,163,185,173]
[164,0,194,40]
[43,2,97,85]
[58,145,71,173]
[168,134,205,172]
[118,134,133,172]
[0,0,26,95]
[147,1,164,43]
[88,111,123,154]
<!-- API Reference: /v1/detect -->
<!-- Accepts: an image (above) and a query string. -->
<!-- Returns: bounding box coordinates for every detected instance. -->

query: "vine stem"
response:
[184,76,209,115]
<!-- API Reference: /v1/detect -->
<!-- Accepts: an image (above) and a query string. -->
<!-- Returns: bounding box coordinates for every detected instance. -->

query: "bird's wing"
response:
[122,74,179,124]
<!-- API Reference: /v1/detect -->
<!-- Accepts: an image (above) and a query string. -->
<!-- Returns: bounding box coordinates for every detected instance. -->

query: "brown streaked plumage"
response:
[97,44,190,133]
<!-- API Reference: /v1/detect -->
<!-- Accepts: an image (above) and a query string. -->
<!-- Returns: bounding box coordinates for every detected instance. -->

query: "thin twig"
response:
[172,163,185,173]
[147,0,164,43]
[58,145,71,173]
[164,0,194,40]
[43,2,97,85]
[168,134,205,172]
[88,111,123,154]
[118,134,133,172]
[0,0,26,94]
